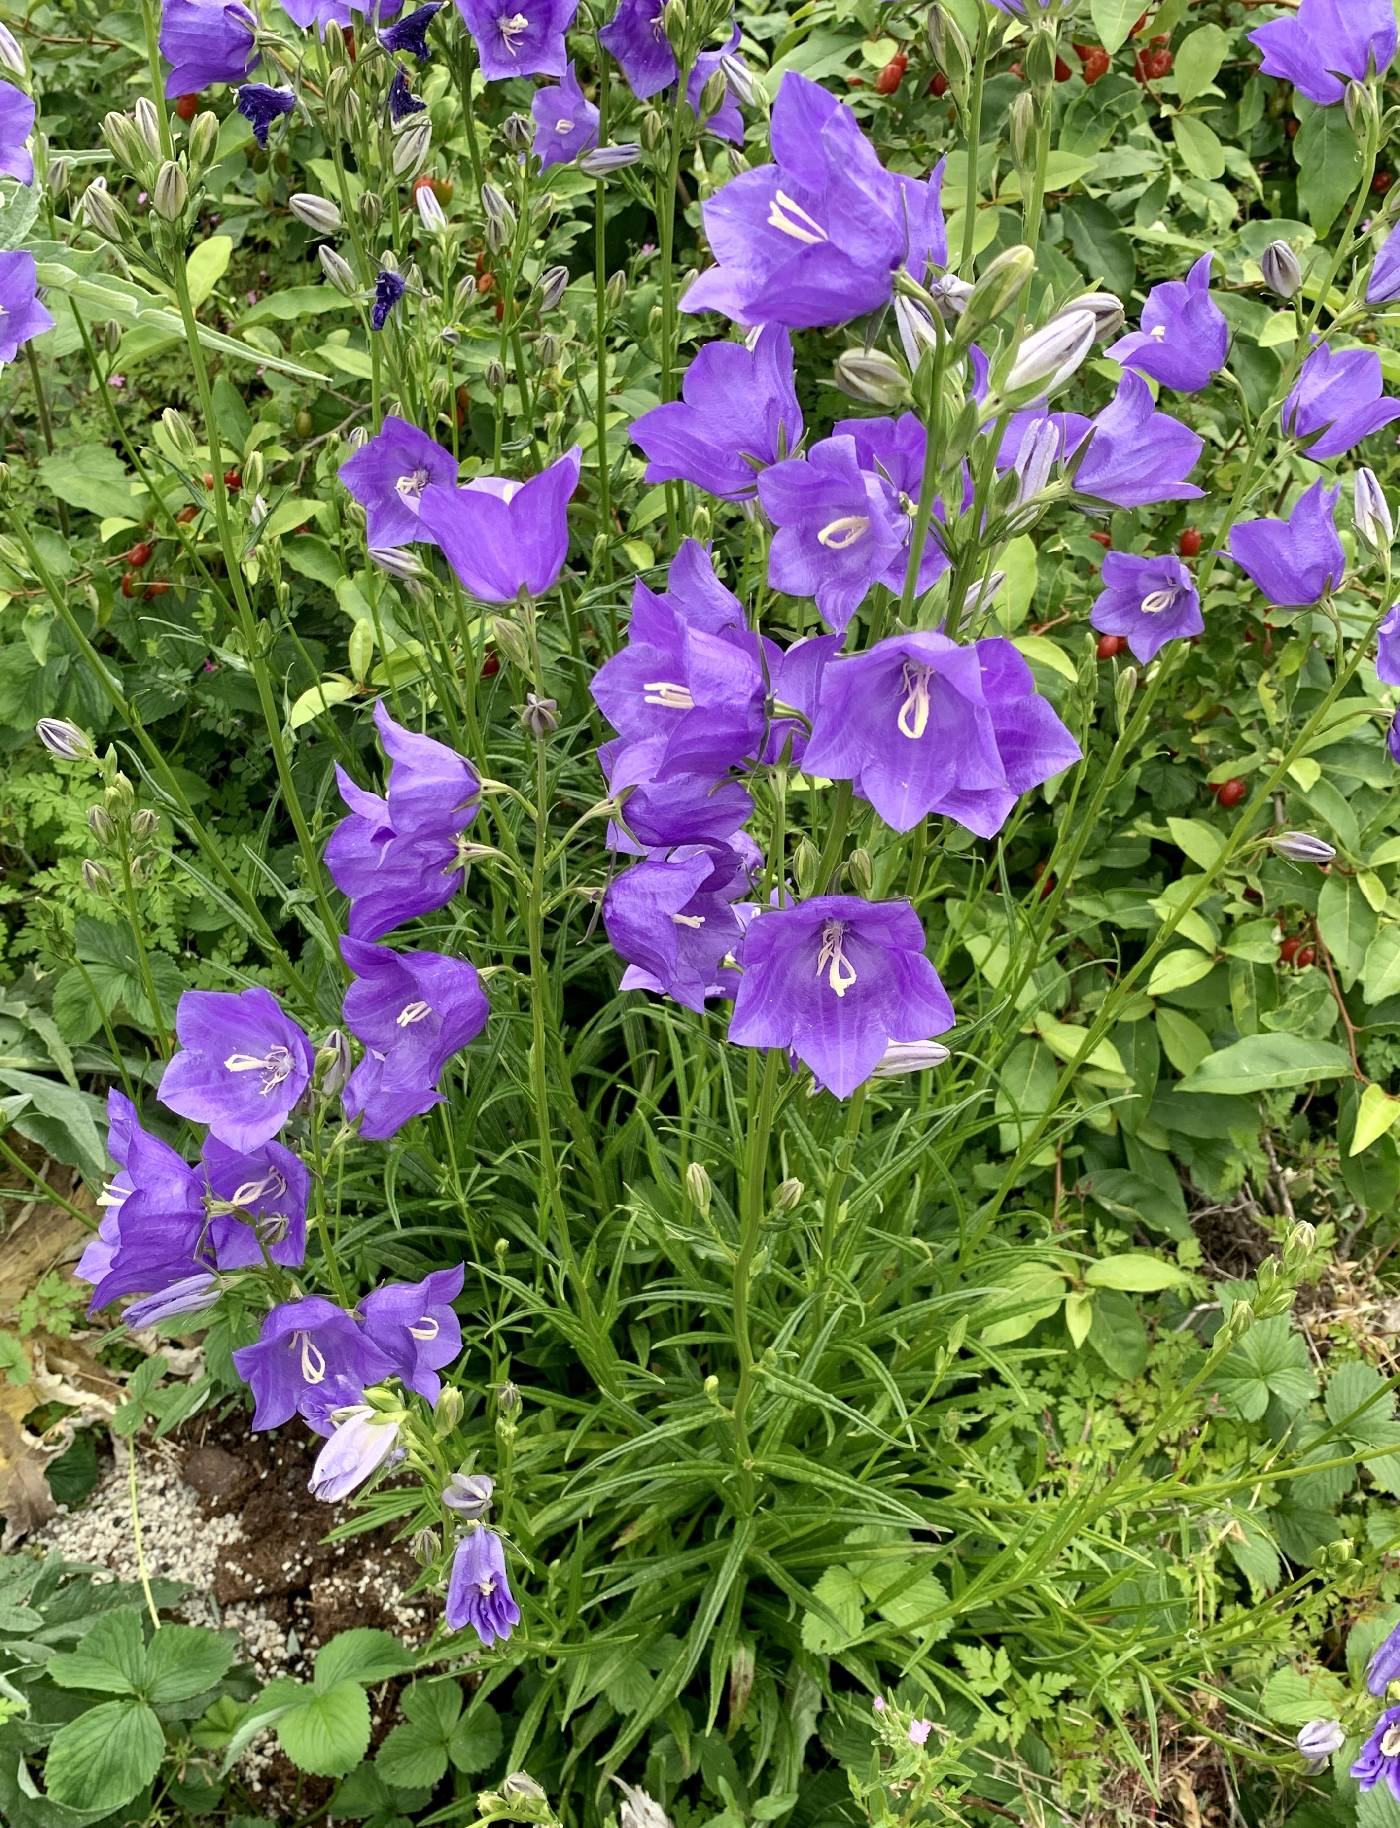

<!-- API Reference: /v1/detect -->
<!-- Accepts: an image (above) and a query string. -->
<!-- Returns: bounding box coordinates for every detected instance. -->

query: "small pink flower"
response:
[109,374,126,389]
[871,1696,886,1713]
[908,1720,932,1748]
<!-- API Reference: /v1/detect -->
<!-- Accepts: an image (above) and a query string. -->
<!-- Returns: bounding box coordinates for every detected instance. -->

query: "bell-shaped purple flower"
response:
[729,896,955,1098]
[803,633,1081,838]
[0,252,54,366]
[309,1406,403,1501]
[1073,372,1204,509]
[1090,553,1203,664]
[1370,223,1400,305]
[418,446,581,602]
[339,415,459,547]
[158,987,315,1152]
[372,269,408,330]
[379,1,440,60]
[1376,605,1400,685]
[457,0,577,79]
[683,71,944,329]
[446,1525,520,1646]
[340,939,489,1140]
[159,0,257,96]
[0,80,35,185]
[762,633,843,766]
[202,1134,309,1268]
[235,83,295,146]
[1106,254,1227,394]
[1250,0,1396,107]
[1229,478,1345,607]
[601,735,754,852]
[76,1091,207,1312]
[388,67,425,120]
[531,61,599,169]
[604,846,751,1011]
[835,413,959,597]
[759,436,907,634]
[232,1295,396,1432]
[686,23,745,144]
[630,325,801,501]
[1282,343,1400,460]
[358,1264,465,1401]
[598,0,675,99]
[1353,1704,1400,1803]
[1389,710,1400,768]
[325,700,479,941]
[1368,1620,1400,1696]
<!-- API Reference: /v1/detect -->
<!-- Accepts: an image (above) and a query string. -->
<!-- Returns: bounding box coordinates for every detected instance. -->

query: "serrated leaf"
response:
[45,1698,164,1811]
[376,1720,449,1791]
[799,1567,864,1655]
[313,1628,413,1692]
[1210,1317,1318,1421]
[47,1607,146,1695]
[276,1679,371,1777]
[447,1700,502,1774]
[144,1625,236,1704]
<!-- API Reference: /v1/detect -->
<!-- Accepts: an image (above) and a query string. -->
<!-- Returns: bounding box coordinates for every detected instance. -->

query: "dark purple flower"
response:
[372,268,407,331]
[683,71,944,328]
[686,24,745,144]
[339,414,458,546]
[417,446,581,601]
[388,66,425,119]
[380,1,440,59]
[1250,0,1396,107]
[1377,604,1400,685]
[531,61,599,169]
[202,1134,309,1268]
[630,325,801,501]
[158,987,315,1152]
[1369,1620,1400,1696]
[1090,553,1203,664]
[759,436,907,633]
[1073,373,1204,509]
[159,0,257,96]
[605,846,750,1011]
[358,1264,465,1401]
[235,83,295,145]
[1370,223,1400,305]
[0,80,35,185]
[326,700,479,941]
[232,1295,396,1432]
[457,0,577,78]
[0,252,54,366]
[76,1091,206,1312]
[1106,254,1227,394]
[728,896,955,1098]
[446,1525,520,1645]
[309,1406,402,1500]
[340,938,489,1139]
[1282,343,1400,460]
[1353,1705,1400,1803]
[803,633,1081,838]
[598,0,674,99]
[601,735,754,851]
[1229,478,1345,607]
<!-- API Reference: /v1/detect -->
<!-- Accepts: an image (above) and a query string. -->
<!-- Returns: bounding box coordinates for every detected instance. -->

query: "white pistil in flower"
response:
[1139,588,1176,615]
[497,11,530,54]
[816,515,870,551]
[223,1044,294,1096]
[672,912,705,928]
[642,680,695,710]
[897,662,933,740]
[766,189,828,247]
[230,1169,286,1208]
[478,1575,496,1596]
[816,920,858,998]
[296,1332,327,1384]
[395,465,430,506]
[555,116,574,133]
[408,1315,440,1340]
[1384,1724,1400,1758]
[397,1000,433,1025]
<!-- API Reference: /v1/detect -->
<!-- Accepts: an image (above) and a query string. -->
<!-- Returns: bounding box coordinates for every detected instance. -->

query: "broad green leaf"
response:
[1011,634,1078,683]
[276,1679,372,1777]
[187,235,233,308]
[1227,1511,1280,1596]
[981,1264,1066,1347]
[290,677,356,730]
[377,1719,450,1790]
[1351,1084,1400,1157]
[1146,949,1215,997]
[1090,0,1141,53]
[314,1627,414,1692]
[1364,926,1400,1003]
[1174,25,1227,103]
[1154,1005,1213,1077]
[1172,116,1225,182]
[1085,1288,1147,1380]
[37,448,139,520]
[143,1624,236,1704]
[1178,1034,1352,1095]
[1167,817,1224,871]
[447,1699,502,1774]
[1210,1316,1318,1421]
[1064,1290,1094,1349]
[1084,1253,1190,1292]
[799,1566,864,1655]
[47,1607,146,1695]
[1318,872,1375,988]
[45,1698,164,1812]
[1033,1014,1126,1076]
[1296,103,1363,235]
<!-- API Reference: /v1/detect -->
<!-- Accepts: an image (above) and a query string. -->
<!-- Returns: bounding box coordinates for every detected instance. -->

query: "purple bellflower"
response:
[1390,710,1400,768]
[232,1295,395,1432]
[372,269,407,330]
[531,62,599,169]
[762,633,844,766]
[76,1091,206,1313]
[686,23,746,145]
[202,1134,309,1269]
[1090,553,1203,664]
[728,896,955,1098]
[458,0,578,79]
[339,415,458,546]
[630,324,802,501]
[388,67,425,120]
[309,1406,403,1501]
[1106,253,1227,394]
[340,939,490,1140]
[0,80,35,184]
[835,413,960,597]
[417,446,581,602]
[0,252,54,366]
[326,700,479,941]
[1368,1620,1400,1696]
[1073,373,1204,509]
[1282,344,1400,460]
[1354,1706,1400,1804]
[601,735,754,852]
[1229,478,1345,607]
[1249,0,1397,107]
[759,436,908,633]
[159,0,257,96]
[380,0,440,58]
[683,71,944,328]
[1370,223,1400,305]
[358,1263,465,1401]
[604,846,751,1011]
[1377,604,1400,685]
[802,634,1081,837]
[598,0,675,99]
[446,1525,520,1645]
[125,1276,221,1330]
[280,0,353,29]
[158,987,315,1152]
[235,83,295,145]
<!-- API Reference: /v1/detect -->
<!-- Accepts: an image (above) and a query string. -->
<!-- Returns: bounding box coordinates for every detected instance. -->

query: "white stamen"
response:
[816,515,870,551]
[897,663,932,740]
[1139,588,1176,616]
[296,1333,327,1384]
[1149,323,1167,340]
[554,116,574,133]
[230,1170,286,1208]
[816,920,858,998]
[672,912,706,929]
[408,1315,440,1340]
[766,189,828,247]
[1384,1724,1400,1758]
[395,465,430,505]
[223,1045,295,1096]
[642,680,695,710]
[98,1182,127,1209]
[497,10,530,52]
[397,1000,433,1025]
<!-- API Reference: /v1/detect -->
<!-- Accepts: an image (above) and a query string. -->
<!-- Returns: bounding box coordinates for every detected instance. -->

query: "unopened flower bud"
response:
[579,143,642,176]
[686,1161,712,1214]
[833,347,908,407]
[130,808,159,841]
[1270,831,1336,865]
[1287,1219,1317,1258]
[846,847,874,896]
[954,243,1035,342]
[289,191,341,234]
[410,1525,440,1564]
[927,3,970,85]
[187,110,219,170]
[87,805,114,842]
[1260,238,1303,300]
[1345,79,1378,140]
[481,180,512,227]
[1012,413,1061,510]
[773,1177,803,1212]
[161,407,197,459]
[393,116,432,179]
[36,719,94,761]
[502,1774,548,1806]
[81,176,128,240]
[490,614,529,669]
[496,1381,522,1419]
[0,22,25,76]
[315,1029,353,1099]
[1061,290,1126,342]
[961,570,1005,619]
[1355,467,1393,554]
[1009,90,1036,172]
[537,264,569,313]
[47,156,69,199]
[720,52,756,107]
[152,160,188,221]
[501,110,532,151]
[133,97,163,157]
[699,67,728,120]
[521,693,558,738]
[443,1470,494,1517]
[1005,308,1097,394]
[434,1385,465,1433]
[485,358,507,393]
[359,187,380,228]
[1296,1720,1344,1772]
[101,110,149,176]
[319,244,358,295]
[871,1040,951,1078]
[792,835,820,897]
[369,544,427,579]
[82,859,111,892]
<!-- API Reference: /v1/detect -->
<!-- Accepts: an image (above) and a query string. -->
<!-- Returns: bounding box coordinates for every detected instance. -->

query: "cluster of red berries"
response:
[119,540,169,601]
[1278,934,1317,970]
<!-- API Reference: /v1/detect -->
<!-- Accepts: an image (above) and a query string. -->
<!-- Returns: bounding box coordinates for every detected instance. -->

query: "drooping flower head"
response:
[1072,372,1204,509]
[1249,0,1397,107]
[686,22,746,145]
[339,415,458,547]
[309,1406,403,1501]
[372,268,408,330]
[600,735,754,852]
[758,436,907,634]
[76,1091,206,1312]
[630,325,802,501]
[1229,478,1345,607]
[0,79,35,184]
[1369,1619,1400,1696]
[235,82,295,145]
[379,0,440,59]
[231,1295,396,1432]
[728,896,955,1098]
[1353,1704,1400,1804]
[446,1525,520,1645]
[388,66,425,120]
[417,446,581,601]
[598,0,675,99]
[158,987,315,1152]
[0,252,54,366]
[202,1134,309,1268]
[802,633,1081,837]
[1282,343,1400,460]
[325,700,479,941]
[604,846,751,1011]
[357,1263,465,1401]
[457,0,578,79]
[340,939,490,1139]
[1106,254,1227,394]
[530,61,599,169]
[1090,553,1203,664]
[159,0,257,96]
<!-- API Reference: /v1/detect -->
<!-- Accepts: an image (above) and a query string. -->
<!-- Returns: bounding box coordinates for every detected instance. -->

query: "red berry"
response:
[1375,172,1394,195]
[1055,56,1072,82]
[1279,935,1302,965]
[143,580,170,599]
[1037,871,1055,901]
[1097,633,1128,659]
[1296,945,1316,969]
[875,59,905,95]
[223,469,242,491]
[454,383,471,428]
[1214,778,1247,808]
[343,25,355,58]
[1179,527,1203,558]
[120,570,138,598]
[175,504,199,524]
[1009,60,1025,79]
[175,93,199,122]
[1083,48,1110,84]
[124,540,154,568]
[481,651,500,678]
[1150,49,1173,77]
[1090,530,1112,549]
[1072,41,1095,62]
[1131,10,1148,33]
[1285,117,1299,139]
[929,72,949,97]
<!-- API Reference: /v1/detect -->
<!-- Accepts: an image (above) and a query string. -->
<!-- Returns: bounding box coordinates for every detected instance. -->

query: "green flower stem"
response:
[592,62,615,591]
[117,847,171,1059]
[23,343,68,537]
[732,1047,782,1509]
[0,1129,96,1225]
[957,14,989,276]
